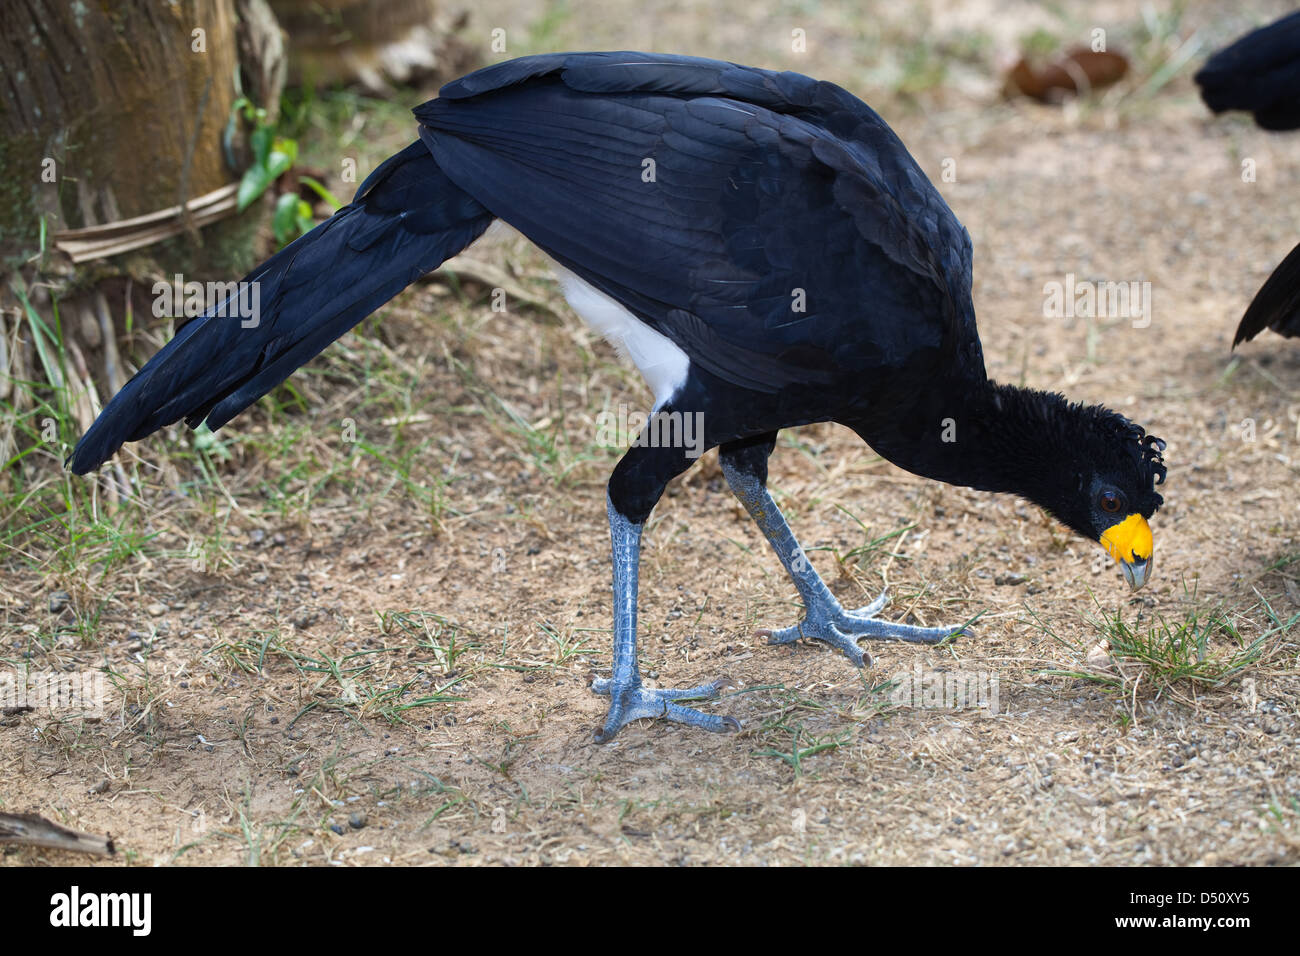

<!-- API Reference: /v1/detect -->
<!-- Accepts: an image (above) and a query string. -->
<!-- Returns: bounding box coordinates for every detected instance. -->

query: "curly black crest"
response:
[1004,393,1170,537]
[1113,415,1168,491]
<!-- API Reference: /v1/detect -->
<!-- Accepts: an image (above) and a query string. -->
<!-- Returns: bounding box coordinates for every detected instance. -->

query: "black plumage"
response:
[1234,240,1300,345]
[69,52,1168,740]
[1195,11,1300,130]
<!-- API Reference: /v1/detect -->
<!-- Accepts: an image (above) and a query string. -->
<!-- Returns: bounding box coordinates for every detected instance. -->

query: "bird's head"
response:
[1047,406,1167,591]
[973,386,1167,591]
[862,385,1168,591]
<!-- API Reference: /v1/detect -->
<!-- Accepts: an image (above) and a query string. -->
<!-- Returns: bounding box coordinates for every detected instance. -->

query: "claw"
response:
[758,588,962,665]
[849,589,890,618]
[591,677,739,742]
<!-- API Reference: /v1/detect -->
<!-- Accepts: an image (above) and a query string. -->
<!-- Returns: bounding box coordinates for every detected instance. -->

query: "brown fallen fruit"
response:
[1006,48,1130,102]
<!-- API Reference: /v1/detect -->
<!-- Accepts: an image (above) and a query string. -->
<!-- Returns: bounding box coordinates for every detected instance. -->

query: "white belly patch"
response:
[552,266,690,409]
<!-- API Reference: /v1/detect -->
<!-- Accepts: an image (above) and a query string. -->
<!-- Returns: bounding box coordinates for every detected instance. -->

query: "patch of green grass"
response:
[525,0,573,52]
[287,646,470,729]
[1129,2,1203,103]
[207,776,315,867]
[748,685,859,775]
[407,773,476,831]
[359,674,471,726]
[1034,590,1297,700]
[1262,796,1300,854]
[1096,606,1262,688]
[1019,27,1061,59]
[354,436,455,526]
[207,628,296,675]
[538,622,593,667]
[234,789,304,866]
[205,624,474,730]
[754,726,852,776]
[487,391,585,487]
[832,506,915,570]
[895,40,949,96]
[379,610,479,673]
[475,727,539,781]
[1,283,154,577]
[1262,550,1300,574]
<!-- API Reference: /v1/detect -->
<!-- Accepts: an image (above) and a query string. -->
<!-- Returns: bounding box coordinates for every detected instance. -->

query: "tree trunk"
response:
[268,0,477,92]
[0,0,242,260]
[0,0,281,485]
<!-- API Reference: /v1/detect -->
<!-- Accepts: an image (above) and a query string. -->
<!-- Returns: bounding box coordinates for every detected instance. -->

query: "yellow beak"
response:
[1100,513,1153,591]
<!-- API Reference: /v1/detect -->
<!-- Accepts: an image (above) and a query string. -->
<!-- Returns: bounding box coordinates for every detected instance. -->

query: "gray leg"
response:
[720,444,964,667]
[593,491,740,743]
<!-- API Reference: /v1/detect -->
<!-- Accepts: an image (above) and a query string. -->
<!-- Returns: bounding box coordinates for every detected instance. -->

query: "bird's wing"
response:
[417,52,980,394]
[1234,240,1300,346]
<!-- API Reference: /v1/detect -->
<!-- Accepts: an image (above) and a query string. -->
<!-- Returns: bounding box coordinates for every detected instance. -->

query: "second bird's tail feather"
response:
[1234,240,1300,347]
[67,141,493,474]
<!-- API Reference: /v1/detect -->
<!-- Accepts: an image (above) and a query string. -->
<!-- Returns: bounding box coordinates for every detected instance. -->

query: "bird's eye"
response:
[1099,491,1123,514]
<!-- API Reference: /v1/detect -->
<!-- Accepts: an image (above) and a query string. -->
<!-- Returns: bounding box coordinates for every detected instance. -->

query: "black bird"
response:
[1234,240,1300,346]
[68,52,1168,742]
[1195,10,1300,130]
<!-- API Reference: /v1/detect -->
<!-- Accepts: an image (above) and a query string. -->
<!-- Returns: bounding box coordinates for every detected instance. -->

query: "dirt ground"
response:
[3,0,1299,865]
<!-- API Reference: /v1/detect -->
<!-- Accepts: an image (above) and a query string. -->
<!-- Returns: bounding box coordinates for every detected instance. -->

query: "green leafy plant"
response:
[228,96,298,212]
[228,93,346,246]
[272,175,342,246]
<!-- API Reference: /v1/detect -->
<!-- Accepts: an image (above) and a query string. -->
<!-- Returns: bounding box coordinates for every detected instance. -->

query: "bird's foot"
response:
[590,676,740,743]
[757,589,964,668]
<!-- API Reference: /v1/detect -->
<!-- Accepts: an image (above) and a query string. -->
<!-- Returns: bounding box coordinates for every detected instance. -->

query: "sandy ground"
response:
[2,0,1299,865]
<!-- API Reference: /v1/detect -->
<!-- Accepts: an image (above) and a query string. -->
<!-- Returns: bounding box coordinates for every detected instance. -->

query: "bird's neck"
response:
[847,379,1077,508]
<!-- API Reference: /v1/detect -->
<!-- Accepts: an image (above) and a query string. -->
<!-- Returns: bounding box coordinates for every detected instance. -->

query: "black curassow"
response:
[69,52,1168,742]
[1194,10,1300,130]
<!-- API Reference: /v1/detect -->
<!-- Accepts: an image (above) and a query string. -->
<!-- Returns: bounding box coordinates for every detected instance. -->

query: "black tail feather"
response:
[67,141,492,474]
[1234,240,1300,347]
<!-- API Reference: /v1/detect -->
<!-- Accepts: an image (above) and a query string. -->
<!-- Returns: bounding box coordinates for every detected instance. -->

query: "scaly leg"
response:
[594,465,740,741]
[721,437,964,668]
